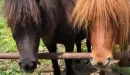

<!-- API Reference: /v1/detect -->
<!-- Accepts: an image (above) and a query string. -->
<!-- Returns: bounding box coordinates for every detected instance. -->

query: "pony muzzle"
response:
[19,61,37,73]
[90,57,111,68]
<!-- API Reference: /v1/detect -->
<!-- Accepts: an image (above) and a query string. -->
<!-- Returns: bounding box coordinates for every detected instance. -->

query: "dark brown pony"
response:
[71,0,130,70]
[4,0,42,72]
[4,0,91,75]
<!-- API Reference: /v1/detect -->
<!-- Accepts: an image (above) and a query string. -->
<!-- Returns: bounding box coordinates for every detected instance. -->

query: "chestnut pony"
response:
[71,0,130,70]
[4,0,91,75]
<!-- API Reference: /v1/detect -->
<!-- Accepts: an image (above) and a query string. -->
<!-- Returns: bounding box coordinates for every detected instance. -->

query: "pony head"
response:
[4,0,41,72]
[71,0,130,69]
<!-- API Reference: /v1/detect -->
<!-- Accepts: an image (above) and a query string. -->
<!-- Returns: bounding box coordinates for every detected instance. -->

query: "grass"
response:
[0,0,16,52]
[112,66,130,75]
[0,59,52,75]
[0,17,17,52]
[0,0,4,17]
[0,1,16,52]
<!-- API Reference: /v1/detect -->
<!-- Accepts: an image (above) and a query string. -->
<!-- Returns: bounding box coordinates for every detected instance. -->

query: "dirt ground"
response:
[40,59,120,75]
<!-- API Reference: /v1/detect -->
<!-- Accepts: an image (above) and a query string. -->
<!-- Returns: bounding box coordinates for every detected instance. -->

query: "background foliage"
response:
[0,0,16,52]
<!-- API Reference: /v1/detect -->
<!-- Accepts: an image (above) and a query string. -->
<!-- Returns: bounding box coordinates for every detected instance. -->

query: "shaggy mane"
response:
[4,0,41,29]
[71,0,130,51]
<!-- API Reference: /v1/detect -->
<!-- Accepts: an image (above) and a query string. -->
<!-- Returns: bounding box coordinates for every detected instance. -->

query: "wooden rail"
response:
[0,52,130,60]
[0,53,91,59]
[1,52,130,75]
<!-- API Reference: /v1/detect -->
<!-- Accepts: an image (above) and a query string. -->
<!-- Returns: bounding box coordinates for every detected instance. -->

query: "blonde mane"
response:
[71,0,130,51]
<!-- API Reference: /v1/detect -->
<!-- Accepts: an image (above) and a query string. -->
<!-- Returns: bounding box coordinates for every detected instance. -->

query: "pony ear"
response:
[4,0,41,27]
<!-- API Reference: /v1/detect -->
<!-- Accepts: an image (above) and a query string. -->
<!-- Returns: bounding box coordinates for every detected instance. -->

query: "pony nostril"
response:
[19,61,37,72]
[19,62,31,70]
[90,57,96,65]
[31,61,37,69]
[104,57,111,66]
[24,64,30,70]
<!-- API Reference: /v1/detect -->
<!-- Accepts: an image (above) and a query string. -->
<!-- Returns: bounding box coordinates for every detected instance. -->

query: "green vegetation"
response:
[112,66,130,75]
[0,0,3,12]
[0,0,16,52]
[0,59,52,75]
[0,18,17,52]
